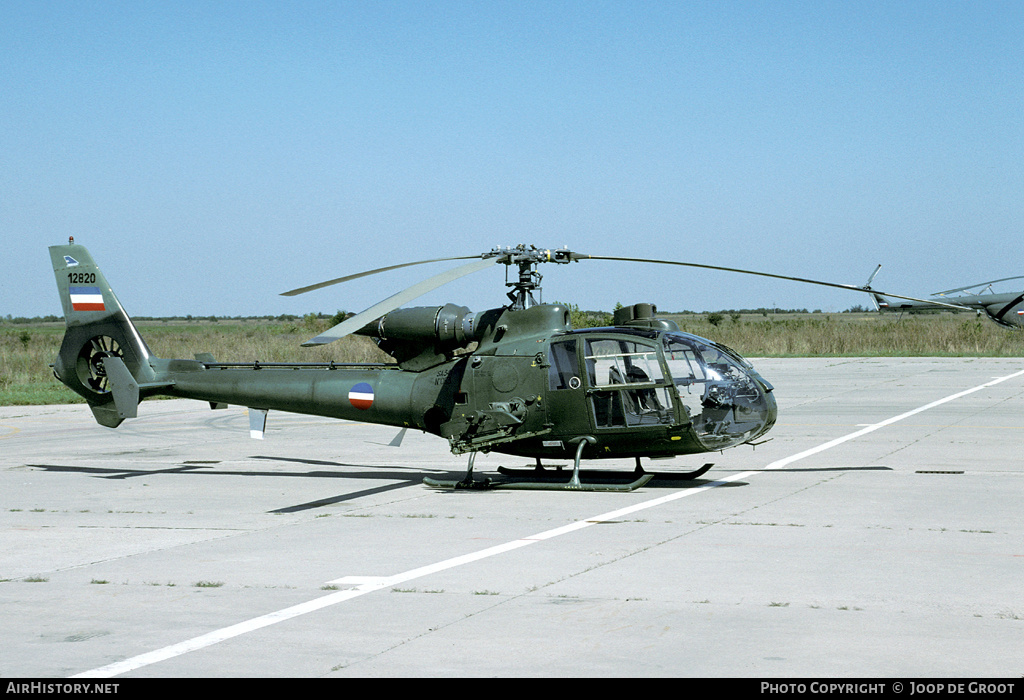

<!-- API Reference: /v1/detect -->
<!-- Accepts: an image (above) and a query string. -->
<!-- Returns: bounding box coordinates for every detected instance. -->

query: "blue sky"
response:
[4,1,1023,319]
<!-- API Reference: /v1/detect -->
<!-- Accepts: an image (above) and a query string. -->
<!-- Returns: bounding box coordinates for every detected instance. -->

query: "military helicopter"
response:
[48,241,971,492]
[864,265,1024,329]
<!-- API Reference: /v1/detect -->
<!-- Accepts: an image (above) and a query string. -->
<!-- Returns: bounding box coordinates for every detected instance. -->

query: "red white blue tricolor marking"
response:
[348,382,374,410]
[69,286,105,311]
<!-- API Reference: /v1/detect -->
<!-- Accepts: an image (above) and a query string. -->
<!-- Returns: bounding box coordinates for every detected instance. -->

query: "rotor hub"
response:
[483,245,577,309]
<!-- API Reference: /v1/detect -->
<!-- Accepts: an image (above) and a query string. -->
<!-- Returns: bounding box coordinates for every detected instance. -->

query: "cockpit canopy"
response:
[661,332,776,449]
[549,329,776,451]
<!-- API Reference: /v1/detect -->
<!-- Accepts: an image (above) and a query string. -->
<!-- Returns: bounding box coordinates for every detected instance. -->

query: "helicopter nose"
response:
[663,332,778,451]
[752,379,778,440]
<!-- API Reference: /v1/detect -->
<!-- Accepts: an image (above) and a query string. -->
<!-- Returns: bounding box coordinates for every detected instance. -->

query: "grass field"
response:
[1,311,1021,406]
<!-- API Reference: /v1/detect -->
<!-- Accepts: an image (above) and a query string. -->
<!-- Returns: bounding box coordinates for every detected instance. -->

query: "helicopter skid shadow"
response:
[484,463,743,490]
[646,476,747,489]
[717,465,892,473]
[494,460,718,483]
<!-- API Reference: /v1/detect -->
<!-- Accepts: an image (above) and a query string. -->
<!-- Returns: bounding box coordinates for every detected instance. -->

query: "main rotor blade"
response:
[576,255,974,312]
[301,257,498,346]
[280,255,479,297]
[933,275,1024,296]
[864,264,882,288]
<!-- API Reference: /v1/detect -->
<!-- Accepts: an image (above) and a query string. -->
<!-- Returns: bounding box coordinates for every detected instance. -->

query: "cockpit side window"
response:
[583,338,673,428]
[584,339,664,388]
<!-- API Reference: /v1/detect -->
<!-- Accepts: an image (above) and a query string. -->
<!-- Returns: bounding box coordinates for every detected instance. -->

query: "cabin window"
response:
[547,339,579,390]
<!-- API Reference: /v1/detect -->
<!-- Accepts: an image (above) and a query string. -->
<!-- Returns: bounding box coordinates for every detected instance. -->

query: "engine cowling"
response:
[354,304,501,369]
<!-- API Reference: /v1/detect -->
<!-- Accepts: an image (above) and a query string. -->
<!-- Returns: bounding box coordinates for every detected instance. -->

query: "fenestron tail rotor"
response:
[281,245,973,346]
[76,335,124,394]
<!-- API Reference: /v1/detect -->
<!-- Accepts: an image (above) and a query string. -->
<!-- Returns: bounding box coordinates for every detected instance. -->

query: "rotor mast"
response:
[485,244,576,310]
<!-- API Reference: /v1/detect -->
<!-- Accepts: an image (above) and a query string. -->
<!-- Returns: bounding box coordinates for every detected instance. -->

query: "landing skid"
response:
[422,448,709,492]
[496,461,714,482]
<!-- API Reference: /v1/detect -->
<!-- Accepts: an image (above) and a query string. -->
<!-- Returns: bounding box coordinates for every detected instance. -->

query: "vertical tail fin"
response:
[49,243,158,427]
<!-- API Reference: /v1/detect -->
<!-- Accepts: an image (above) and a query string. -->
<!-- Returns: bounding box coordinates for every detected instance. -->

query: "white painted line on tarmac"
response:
[72,367,1024,679]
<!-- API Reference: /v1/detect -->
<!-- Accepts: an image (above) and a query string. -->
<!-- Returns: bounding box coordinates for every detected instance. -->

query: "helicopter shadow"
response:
[24,460,892,508]
[25,456,448,514]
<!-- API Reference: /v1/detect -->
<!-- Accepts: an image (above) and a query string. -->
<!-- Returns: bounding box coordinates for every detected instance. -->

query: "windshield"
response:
[662,332,776,450]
